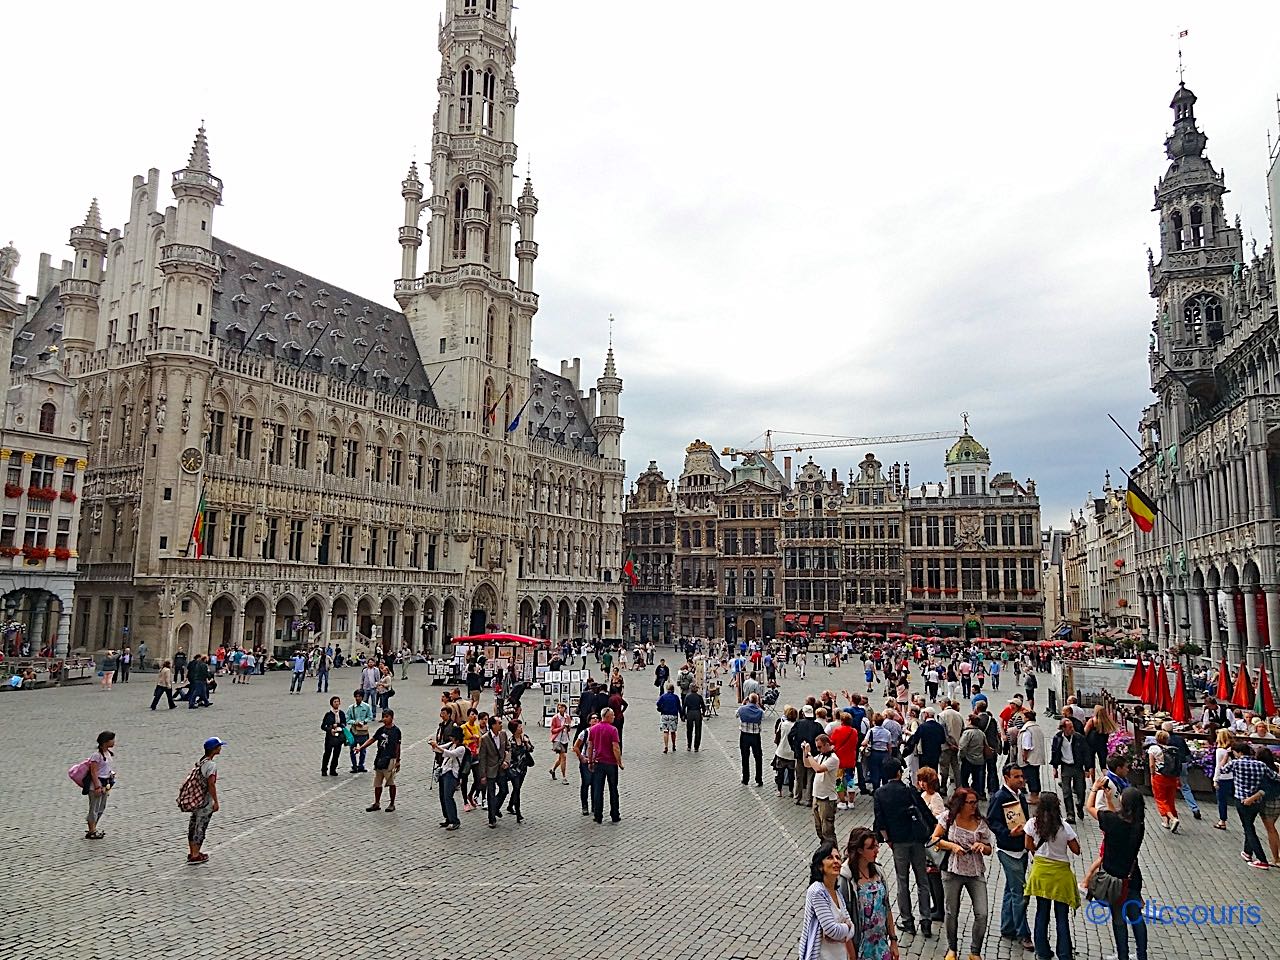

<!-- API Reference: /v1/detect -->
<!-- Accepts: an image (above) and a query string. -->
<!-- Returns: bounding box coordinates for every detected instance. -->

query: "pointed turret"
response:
[187,124,212,172]
[83,198,103,231]
[160,125,222,339]
[399,160,424,279]
[63,199,109,362]
[594,331,623,461]
[515,176,539,290]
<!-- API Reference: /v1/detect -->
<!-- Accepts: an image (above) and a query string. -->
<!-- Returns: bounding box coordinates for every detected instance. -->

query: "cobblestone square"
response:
[2,659,1276,959]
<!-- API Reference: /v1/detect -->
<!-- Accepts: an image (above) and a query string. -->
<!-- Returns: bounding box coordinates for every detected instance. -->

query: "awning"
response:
[907,614,962,626]
[798,615,810,625]
[783,614,796,623]
[813,615,825,625]
[1053,624,1072,639]
[989,616,1044,627]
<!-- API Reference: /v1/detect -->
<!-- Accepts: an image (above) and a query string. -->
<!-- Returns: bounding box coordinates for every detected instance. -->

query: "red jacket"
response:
[830,724,860,768]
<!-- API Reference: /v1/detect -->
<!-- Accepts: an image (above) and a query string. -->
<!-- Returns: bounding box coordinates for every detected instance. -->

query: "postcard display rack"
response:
[541,670,588,727]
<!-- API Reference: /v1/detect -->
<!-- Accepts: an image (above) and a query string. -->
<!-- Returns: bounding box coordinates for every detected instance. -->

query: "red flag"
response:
[1215,657,1232,701]
[1231,663,1255,710]
[1257,663,1278,717]
[1142,659,1160,707]
[622,552,638,588]
[1171,663,1191,722]
[1127,657,1147,698]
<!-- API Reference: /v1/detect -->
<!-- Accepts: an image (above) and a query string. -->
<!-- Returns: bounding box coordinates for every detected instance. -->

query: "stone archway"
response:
[557,599,571,640]
[519,598,535,636]
[0,586,64,657]
[176,623,194,657]
[209,594,239,651]
[402,597,419,653]
[607,599,620,639]
[539,598,553,640]
[379,596,398,653]
[575,599,588,640]
[423,597,439,654]
[471,582,499,636]
[244,595,269,653]
[591,599,604,639]
[274,595,299,655]
[442,597,457,645]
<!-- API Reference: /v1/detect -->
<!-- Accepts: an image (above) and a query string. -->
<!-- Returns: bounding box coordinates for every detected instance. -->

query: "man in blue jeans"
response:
[289,651,307,694]
[988,763,1034,951]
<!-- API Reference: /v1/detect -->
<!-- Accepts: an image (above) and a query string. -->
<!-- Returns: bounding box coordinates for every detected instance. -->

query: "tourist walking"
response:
[315,648,330,693]
[1164,722,1202,821]
[1086,783,1148,960]
[838,827,901,959]
[358,709,402,812]
[1017,710,1046,804]
[477,714,511,827]
[681,682,706,751]
[1212,729,1235,829]
[320,696,346,777]
[573,712,598,815]
[804,733,840,845]
[505,719,534,822]
[657,683,681,754]
[173,649,187,683]
[957,714,989,800]
[430,724,466,830]
[1051,716,1087,823]
[916,767,946,927]
[186,655,211,708]
[1082,705,1116,781]
[80,731,116,840]
[150,661,176,710]
[738,692,765,787]
[929,787,993,960]
[988,764,1033,951]
[791,705,823,806]
[119,647,132,683]
[1024,793,1081,960]
[289,650,307,694]
[346,689,374,772]
[774,706,798,797]
[873,758,934,938]
[182,737,224,865]
[1223,741,1280,868]
[548,702,571,781]
[799,841,855,960]
[1146,729,1181,832]
[589,708,624,823]
[100,650,115,691]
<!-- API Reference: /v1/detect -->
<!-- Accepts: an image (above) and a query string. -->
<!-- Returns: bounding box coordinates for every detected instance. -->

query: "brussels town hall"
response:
[11,0,625,658]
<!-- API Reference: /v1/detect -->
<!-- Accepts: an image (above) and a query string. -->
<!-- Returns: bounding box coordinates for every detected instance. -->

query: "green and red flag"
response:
[189,488,207,559]
[623,552,638,587]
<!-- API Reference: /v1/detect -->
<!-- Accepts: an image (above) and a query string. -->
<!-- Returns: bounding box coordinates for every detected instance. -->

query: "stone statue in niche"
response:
[181,401,191,433]
[156,398,167,431]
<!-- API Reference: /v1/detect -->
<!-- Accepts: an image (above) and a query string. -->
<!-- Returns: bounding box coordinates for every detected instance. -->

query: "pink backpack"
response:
[68,759,92,787]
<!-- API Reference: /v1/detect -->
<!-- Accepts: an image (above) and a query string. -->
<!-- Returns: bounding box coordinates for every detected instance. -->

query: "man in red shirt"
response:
[588,708,624,824]
[999,694,1024,734]
[829,712,861,810]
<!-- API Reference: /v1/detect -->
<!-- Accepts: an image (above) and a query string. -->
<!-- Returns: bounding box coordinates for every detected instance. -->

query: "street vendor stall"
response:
[452,632,551,682]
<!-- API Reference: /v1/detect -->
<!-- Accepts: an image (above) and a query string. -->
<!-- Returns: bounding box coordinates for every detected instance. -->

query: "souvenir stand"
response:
[452,633,550,683]
[541,669,589,727]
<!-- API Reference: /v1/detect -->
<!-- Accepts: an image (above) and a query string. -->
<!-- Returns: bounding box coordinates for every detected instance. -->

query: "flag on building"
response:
[623,552,638,587]
[485,383,511,425]
[506,393,533,433]
[1125,478,1157,533]
[189,488,207,559]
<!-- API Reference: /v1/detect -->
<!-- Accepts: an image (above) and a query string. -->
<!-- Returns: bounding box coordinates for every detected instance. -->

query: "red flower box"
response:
[59,490,77,503]
[0,546,19,558]
[53,546,72,561]
[27,486,57,502]
[3,484,22,499]
[942,588,959,595]
[21,545,50,560]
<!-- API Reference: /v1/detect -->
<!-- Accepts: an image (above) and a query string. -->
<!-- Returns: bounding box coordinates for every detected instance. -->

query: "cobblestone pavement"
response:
[1,656,1277,959]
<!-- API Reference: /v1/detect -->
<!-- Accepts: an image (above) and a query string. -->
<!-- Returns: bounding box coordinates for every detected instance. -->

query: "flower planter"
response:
[3,484,22,499]
[26,487,57,502]
[59,490,77,503]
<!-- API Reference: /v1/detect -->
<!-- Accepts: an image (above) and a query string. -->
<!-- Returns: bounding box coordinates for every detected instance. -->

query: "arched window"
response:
[482,378,494,433]
[1190,205,1204,246]
[38,403,56,434]
[1171,211,1184,251]
[506,313,514,368]
[482,186,493,262]
[452,185,468,259]
[481,68,496,134]
[744,569,756,597]
[458,64,475,130]
[1184,292,1224,344]
[485,308,495,362]
[484,0,497,15]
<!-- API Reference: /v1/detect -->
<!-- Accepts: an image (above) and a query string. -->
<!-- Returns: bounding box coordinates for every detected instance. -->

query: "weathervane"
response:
[1176,28,1188,83]
[608,314,614,348]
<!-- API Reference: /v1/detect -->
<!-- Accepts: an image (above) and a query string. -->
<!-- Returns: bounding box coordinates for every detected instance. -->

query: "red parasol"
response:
[1215,657,1232,701]
[1155,662,1173,712]
[1232,663,1255,709]
[1256,663,1278,718]
[1170,663,1191,722]
[1126,657,1147,698]
[1142,660,1160,707]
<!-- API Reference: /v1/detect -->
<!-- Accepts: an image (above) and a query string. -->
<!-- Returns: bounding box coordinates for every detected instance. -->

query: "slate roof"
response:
[528,362,597,452]
[10,286,63,370]
[211,238,436,406]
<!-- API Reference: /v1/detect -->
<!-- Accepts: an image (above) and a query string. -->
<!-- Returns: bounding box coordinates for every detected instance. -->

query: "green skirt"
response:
[1024,857,1080,908]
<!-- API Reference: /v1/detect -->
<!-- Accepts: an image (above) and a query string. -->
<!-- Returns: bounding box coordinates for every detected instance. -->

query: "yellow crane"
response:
[722,426,960,461]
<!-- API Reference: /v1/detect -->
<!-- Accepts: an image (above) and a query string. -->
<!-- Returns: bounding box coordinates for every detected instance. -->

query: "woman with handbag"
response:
[1023,794,1081,960]
[1146,730,1181,832]
[1085,784,1147,960]
[916,768,946,926]
[548,702,572,781]
[504,718,534,823]
[928,786,994,960]
[81,731,116,839]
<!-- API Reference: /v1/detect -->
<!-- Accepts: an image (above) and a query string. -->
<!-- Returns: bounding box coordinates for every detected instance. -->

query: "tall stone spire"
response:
[187,123,212,173]
[83,198,102,231]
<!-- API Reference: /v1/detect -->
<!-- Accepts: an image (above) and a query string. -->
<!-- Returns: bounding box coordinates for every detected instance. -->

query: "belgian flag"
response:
[1126,477,1157,533]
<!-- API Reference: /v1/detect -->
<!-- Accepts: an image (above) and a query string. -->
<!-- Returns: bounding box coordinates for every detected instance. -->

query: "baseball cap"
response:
[803,704,815,717]
[203,736,227,751]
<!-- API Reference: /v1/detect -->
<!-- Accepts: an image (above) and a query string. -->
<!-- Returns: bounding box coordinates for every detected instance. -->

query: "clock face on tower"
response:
[180,447,204,474]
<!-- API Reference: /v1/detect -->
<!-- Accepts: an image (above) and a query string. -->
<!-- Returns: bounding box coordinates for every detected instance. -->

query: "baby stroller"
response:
[762,686,780,715]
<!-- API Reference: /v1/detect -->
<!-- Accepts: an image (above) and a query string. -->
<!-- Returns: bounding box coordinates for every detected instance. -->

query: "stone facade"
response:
[622,461,675,642]
[673,441,728,639]
[838,454,905,633]
[22,0,622,659]
[718,454,783,644]
[1132,82,1280,672]
[0,247,87,655]
[903,429,1044,639]
[1063,482,1139,641]
[781,460,845,634]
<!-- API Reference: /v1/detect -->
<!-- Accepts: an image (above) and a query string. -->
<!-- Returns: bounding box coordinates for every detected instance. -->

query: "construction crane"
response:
[722,426,960,461]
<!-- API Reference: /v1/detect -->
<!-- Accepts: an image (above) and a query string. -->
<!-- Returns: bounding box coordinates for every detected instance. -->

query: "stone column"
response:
[319,601,332,649]
[412,607,424,654]
[1265,586,1280,679]
[1145,592,1160,648]
[1223,589,1242,665]
[231,605,245,650]
[1173,588,1189,650]
[1243,587,1263,670]
[433,603,444,655]
[1188,589,1206,651]
[389,605,401,653]
[1205,589,1222,662]
[1162,591,1176,650]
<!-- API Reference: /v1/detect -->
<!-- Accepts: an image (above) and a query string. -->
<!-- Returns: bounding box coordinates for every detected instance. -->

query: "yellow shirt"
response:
[462,720,480,751]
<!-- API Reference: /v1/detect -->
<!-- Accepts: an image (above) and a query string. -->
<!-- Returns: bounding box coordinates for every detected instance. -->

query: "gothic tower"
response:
[394,0,535,628]
[1149,82,1244,438]
[61,200,108,366]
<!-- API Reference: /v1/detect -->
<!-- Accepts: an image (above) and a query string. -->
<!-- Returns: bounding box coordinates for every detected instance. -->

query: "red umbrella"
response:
[1255,663,1278,717]
[1171,663,1191,723]
[1127,657,1148,698]
[1215,657,1232,701]
[1142,660,1160,707]
[1155,662,1173,712]
[1232,663,1255,709]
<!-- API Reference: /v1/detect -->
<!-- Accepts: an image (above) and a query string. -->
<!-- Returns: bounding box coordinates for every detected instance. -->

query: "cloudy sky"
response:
[6,1,1280,527]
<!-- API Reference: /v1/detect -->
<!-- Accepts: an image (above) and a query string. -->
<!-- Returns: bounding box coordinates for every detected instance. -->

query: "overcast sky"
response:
[6,1,1280,528]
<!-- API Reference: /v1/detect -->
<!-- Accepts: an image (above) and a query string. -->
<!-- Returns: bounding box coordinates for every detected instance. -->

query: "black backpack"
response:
[1157,746,1180,777]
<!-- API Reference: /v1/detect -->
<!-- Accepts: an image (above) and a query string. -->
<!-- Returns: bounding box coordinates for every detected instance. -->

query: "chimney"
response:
[831,467,837,484]
[784,456,792,487]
